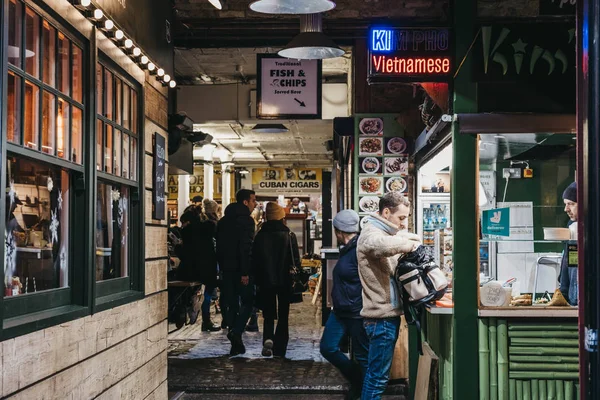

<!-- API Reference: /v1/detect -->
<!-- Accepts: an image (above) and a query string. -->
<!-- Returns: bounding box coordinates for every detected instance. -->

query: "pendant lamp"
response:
[252,124,289,133]
[249,0,335,14]
[278,14,344,60]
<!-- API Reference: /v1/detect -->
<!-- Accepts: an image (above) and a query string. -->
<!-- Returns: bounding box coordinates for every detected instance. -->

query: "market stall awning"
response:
[457,113,576,134]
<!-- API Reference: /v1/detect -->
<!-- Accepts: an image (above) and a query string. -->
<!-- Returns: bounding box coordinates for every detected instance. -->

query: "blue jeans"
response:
[361,317,401,400]
[320,312,369,385]
[201,285,217,318]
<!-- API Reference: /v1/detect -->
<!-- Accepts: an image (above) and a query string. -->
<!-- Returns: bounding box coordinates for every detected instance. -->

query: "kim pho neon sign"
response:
[368,27,453,82]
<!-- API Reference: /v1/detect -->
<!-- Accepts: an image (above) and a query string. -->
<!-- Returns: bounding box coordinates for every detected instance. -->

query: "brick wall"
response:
[1,74,170,400]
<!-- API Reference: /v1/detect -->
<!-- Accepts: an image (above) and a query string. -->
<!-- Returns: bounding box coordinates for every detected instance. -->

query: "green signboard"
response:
[482,207,511,237]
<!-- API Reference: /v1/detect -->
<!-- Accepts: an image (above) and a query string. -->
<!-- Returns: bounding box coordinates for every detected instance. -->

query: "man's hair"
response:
[379,192,411,214]
[236,189,256,203]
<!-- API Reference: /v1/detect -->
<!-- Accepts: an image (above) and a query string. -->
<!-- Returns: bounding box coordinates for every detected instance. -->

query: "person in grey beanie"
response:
[320,209,369,400]
[559,181,578,305]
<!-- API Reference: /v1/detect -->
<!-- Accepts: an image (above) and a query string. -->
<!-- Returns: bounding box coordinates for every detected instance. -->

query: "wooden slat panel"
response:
[1,293,166,397]
[96,351,167,400]
[146,259,168,295]
[145,226,168,259]
[145,189,168,225]
[8,321,167,400]
[145,154,154,190]
[144,83,168,129]
[144,380,168,400]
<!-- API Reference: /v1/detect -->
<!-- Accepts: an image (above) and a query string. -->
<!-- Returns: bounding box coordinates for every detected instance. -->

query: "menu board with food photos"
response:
[355,115,411,219]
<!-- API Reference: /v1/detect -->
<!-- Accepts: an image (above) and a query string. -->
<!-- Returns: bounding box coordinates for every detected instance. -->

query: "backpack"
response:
[394,246,449,354]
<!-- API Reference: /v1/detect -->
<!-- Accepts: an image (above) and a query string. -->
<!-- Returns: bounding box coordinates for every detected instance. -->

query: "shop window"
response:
[4,156,70,298]
[42,21,56,87]
[8,0,22,67]
[57,33,70,96]
[7,72,21,144]
[25,7,40,78]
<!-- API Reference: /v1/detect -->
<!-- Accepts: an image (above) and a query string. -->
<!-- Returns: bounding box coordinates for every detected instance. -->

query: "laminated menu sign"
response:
[482,207,510,237]
[153,133,166,220]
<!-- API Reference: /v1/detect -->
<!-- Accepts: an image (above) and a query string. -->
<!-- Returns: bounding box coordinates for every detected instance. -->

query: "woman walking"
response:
[252,202,300,358]
[320,210,368,400]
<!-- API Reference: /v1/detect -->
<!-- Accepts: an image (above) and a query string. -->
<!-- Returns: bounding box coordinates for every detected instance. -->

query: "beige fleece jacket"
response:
[357,214,422,319]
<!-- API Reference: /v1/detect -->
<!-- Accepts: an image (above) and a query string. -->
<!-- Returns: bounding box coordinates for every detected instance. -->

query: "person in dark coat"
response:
[253,202,300,358]
[216,189,257,356]
[320,209,369,399]
[559,182,578,306]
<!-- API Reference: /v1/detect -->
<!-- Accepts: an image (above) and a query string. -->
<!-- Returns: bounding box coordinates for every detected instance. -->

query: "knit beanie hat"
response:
[203,199,219,215]
[266,202,286,221]
[562,182,577,203]
[333,209,360,233]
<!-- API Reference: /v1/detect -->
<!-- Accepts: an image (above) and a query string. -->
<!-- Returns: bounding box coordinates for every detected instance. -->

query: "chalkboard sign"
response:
[153,133,166,220]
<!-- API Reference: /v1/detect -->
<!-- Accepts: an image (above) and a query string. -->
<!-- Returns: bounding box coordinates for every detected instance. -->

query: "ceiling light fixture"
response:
[199,74,212,82]
[278,14,344,60]
[208,0,223,10]
[251,123,289,133]
[239,168,250,175]
[249,0,335,14]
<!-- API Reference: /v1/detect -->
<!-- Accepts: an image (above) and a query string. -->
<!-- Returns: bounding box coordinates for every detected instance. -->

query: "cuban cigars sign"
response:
[368,27,453,83]
[257,55,322,119]
[252,168,322,194]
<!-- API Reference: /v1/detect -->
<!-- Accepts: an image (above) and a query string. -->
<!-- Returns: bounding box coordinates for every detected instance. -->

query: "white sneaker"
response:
[262,339,274,357]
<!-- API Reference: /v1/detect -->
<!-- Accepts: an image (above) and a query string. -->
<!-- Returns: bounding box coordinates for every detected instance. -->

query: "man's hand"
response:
[241,275,250,286]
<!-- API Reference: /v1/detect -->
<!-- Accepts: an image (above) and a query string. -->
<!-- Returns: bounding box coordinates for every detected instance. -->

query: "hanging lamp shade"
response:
[278,14,344,60]
[249,0,335,14]
[252,124,289,133]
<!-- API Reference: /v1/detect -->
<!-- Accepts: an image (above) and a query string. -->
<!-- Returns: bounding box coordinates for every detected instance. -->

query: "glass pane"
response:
[96,120,103,171]
[122,85,130,130]
[57,99,69,159]
[115,78,122,125]
[41,91,56,155]
[96,64,103,115]
[122,135,130,179]
[8,0,22,66]
[114,130,122,177]
[105,70,113,120]
[72,45,83,103]
[4,156,70,297]
[42,21,56,87]
[131,90,137,134]
[105,125,113,174]
[95,183,129,281]
[24,80,40,150]
[71,107,83,164]
[130,137,138,180]
[57,32,70,95]
[25,8,40,77]
[7,72,22,144]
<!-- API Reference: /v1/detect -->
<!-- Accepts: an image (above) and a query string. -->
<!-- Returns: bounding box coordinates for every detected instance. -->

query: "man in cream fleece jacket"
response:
[357,192,421,399]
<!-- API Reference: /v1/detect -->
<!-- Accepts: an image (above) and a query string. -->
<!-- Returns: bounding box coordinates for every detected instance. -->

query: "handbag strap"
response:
[288,232,296,269]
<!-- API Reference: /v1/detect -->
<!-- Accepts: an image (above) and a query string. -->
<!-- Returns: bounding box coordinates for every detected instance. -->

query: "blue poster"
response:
[482,207,510,237]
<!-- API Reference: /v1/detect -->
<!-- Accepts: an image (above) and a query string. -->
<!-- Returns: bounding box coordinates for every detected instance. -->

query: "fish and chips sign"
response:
[252,168,322,194]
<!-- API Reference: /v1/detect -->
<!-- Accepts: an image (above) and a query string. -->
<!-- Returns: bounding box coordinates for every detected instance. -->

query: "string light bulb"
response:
[163,74,171,83]
[79,0,91,7]
[148,63,156,72]
[104,19,114,30]
[141,55,149,64]
[93,9,103,19]
[157,68,165,77]
[133,47,141,57]
[115,30,124,40]
[124,39,133,49]
[169,80,176,88]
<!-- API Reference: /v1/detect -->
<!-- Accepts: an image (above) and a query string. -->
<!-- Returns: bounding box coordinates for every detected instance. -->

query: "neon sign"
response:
[368,27,453,83]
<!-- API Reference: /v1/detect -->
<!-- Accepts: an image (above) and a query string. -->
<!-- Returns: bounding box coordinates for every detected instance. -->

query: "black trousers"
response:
[221,270,255,336]
[261,286,291,357]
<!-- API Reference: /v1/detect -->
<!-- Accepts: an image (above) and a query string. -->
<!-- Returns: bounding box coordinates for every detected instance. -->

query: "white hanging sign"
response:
[257,55,322,119]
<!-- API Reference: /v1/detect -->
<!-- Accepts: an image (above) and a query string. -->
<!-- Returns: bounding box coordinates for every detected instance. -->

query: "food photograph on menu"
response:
[359,196,380,213]
[359,157,382,175]
[359,176,384,195]
[385,137,408,155]
[384,157,409,176]
[358,118,384,136]
[359,137,384,156]
[385,176,408,193]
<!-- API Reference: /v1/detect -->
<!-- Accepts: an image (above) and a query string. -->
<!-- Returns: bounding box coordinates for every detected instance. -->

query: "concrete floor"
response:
[167,294,407,399]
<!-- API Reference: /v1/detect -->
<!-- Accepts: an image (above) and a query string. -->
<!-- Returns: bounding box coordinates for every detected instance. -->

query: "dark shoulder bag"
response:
[288,232,306,303]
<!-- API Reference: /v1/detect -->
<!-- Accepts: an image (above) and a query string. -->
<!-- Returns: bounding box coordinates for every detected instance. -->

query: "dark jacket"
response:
[216,202,255,276]
[252,220,301,289]
[177,213,218,287]
[331,236,363,318]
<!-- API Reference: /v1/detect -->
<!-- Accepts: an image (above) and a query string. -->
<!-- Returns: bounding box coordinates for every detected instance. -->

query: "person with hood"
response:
[357,192,421,399]
[559,181,579,306]
[177,204,219,326]
[216,189,257,356]
[320,210,368,399]
[252,202,300,358]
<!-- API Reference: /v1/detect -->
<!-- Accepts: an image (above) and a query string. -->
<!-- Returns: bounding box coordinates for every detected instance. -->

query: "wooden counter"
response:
[478,307,578,318]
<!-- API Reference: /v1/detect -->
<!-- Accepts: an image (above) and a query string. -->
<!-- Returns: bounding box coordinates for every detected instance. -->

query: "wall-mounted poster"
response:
[359,137,384,156]
[384,156,408,176]
[359,196,380,213]
[359,176,384,195]
[385,137,408,155]
[359,157,383,175]
[385,176,408,193]
[359,118,384,136]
